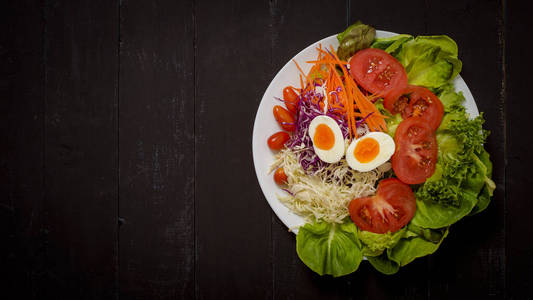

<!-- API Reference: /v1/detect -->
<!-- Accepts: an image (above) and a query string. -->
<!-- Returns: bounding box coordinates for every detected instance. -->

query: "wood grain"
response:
[118,0,195,298]
[194,0,273,298]
[506,0,533,297]
[1,0,44,297]
[43,0,119,298]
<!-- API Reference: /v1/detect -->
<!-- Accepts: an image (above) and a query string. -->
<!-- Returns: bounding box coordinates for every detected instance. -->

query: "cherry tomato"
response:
[391,117,438,184]
[273,105,296,131]
[267,131,290,150]
[384,85,444,131]
[349,48,408,98]
[274,167,288,185]
[283,86,299,115]
[348,178,416,234]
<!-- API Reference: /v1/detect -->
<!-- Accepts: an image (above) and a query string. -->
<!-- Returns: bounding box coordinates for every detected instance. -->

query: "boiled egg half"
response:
[346,132,395,172]
[308,115,345,163]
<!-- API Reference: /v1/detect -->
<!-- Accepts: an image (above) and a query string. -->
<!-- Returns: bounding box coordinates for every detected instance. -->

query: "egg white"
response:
[308,115,345,164]
[346,132,395,172]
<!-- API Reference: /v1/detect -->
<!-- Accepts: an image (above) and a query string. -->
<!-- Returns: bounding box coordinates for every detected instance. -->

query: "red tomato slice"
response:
[283,86,299,115]
[273,105,296,131]
[392,117,438,184]
[384,85,444,131]
[349,48,408,97]
[348,178,416,234]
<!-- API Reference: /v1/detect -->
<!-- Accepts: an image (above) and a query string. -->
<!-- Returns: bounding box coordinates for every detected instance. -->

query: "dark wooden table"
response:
[2,0,531,299]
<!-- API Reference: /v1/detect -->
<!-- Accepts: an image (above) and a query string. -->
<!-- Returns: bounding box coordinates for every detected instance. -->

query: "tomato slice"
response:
[391,117,438,184]
[384,85,444,131]
[283,86,299,115]
[273,105,296,131]
[348,178,416,234]
[349,48,407,97]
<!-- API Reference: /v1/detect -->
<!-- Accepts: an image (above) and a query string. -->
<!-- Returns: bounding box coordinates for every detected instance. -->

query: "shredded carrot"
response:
[306,59,347,65]
[291,44,388,139]
[293,59,308,82]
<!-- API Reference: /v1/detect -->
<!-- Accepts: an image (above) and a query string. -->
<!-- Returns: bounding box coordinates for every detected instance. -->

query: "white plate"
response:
[252,30,478,234]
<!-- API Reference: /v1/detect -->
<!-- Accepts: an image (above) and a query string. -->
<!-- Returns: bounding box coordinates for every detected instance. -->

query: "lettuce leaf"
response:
[388,227,449,266]
[366,225,448,274]
[435,83,466,112]
[367,253,400,275]
[371,35,462,89]
[296,221,363,277]
[411,89,494,228]
[358,227,406,257]
[375,98,402,138]
[469,149,496,215]
[371,34,413,56]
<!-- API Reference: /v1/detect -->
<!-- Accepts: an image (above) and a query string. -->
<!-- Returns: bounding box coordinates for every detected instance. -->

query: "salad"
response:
[265,22,496,276]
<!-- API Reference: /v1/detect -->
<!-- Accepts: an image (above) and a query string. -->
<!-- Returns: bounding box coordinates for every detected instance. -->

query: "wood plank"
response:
[506,0,533,297]
[118,0,195,298]
[424,0,506,298]
[1,0,44,297]
[195,0,272,298]
[43,1,119,298]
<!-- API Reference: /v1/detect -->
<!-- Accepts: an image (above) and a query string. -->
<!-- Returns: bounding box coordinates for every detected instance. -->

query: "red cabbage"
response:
[283,88,350,173]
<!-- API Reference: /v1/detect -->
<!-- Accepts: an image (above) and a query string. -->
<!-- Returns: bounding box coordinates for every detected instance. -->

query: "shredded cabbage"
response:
[270,146,390,224]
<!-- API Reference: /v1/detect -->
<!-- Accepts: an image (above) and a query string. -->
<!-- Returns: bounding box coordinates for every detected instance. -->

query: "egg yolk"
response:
[313,124,335,150]
[354,137,380,163]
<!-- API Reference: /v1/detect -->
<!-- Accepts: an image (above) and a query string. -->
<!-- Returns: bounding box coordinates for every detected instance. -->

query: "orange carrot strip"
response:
[293,59,308,82]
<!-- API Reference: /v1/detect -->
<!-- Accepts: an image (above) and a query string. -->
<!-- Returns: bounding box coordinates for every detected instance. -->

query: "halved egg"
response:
[308,115,345,163]
[346,132,395,172]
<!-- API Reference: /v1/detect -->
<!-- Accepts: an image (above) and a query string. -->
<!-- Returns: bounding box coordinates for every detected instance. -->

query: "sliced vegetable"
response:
[385,85,444,131]
[348,178,416,234]
[349,48,408,100]
[392,117,438,184]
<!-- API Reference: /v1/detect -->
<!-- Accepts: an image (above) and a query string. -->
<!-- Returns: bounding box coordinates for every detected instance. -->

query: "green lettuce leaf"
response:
[296,221,363,277]
[375,98,402,138]
[337,22,376,61]
[388,227,449,266]
[367,253,400,275]
[435,84,466,112]
[413,103,494,228]
[372,35,462,89]
[358,227,406,257]
[469,149,496,215]
[371,34,413,56]
[366,225,447,273]
[411,191,477,228]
